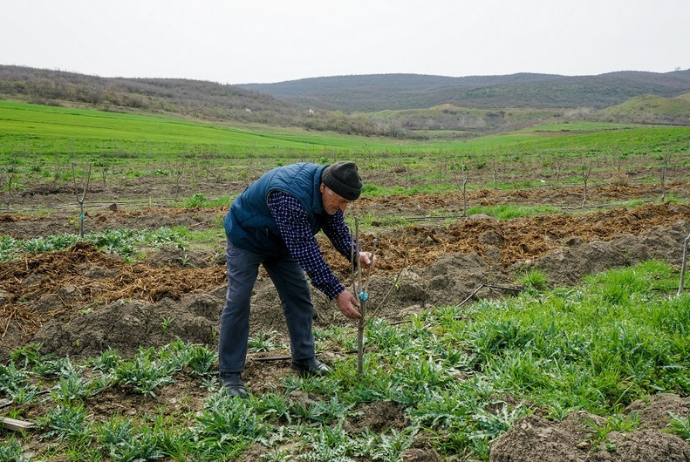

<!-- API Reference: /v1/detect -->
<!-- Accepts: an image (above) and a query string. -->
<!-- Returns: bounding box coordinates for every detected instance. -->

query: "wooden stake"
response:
[355,217,366,375]
[1,416,34,431]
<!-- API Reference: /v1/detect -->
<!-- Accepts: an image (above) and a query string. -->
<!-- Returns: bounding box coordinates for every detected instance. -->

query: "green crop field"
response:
[2,100,689,159]
[1,99,689,202]
[0,100,402,158]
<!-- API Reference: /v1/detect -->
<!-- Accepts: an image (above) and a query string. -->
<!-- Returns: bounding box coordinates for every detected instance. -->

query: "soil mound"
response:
[31,290,226,359]
[490,394,690,461]
[17,214,689,363]
[2,204,689,364]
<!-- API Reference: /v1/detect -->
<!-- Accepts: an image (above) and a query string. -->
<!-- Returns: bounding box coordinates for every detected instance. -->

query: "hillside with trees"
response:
[1,65,689,140]
[0,65,384,137]
[240,70,690,112]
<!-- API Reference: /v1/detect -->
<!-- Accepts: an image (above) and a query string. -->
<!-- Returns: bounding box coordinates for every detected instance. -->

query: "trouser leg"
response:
[264,252,315,361]
[218,241,262,374]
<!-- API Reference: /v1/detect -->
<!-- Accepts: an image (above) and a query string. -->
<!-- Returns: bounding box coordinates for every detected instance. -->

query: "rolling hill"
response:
[0,65,384,137]
[240,70,690,112]
[1,65,689,140]
[596,92,690,125]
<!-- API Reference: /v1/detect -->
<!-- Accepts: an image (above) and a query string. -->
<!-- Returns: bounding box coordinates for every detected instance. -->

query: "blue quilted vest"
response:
[224,163,327,255]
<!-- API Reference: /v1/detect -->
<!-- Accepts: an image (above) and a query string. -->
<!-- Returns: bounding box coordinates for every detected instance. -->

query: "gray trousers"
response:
[219,240,315,374]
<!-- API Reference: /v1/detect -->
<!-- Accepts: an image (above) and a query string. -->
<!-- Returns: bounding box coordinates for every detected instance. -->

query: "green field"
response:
[2,100,689,159]
[1,99,689,199]
[0,100,401,158]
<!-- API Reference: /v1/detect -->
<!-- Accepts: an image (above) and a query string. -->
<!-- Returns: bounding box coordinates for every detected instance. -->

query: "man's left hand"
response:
[359,252,376,270]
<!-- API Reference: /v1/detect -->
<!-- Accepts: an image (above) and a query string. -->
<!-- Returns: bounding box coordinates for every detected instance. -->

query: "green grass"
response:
[174,193,233,209]
[0,227,190,261]
[1,99,688,203]
[466,203,561,219]
[524,121,642,132]
[2,99,689,162]
[0,224,229,263]
[3,261,689,460]
[0,100,400,157]
[600,95,690,120]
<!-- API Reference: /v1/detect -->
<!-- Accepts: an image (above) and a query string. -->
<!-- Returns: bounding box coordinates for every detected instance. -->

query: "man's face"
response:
[320,183,353,215]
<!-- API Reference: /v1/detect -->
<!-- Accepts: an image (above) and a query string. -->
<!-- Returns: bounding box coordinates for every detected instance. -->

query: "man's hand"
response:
[336,290,361,319]
[359,251,377,271]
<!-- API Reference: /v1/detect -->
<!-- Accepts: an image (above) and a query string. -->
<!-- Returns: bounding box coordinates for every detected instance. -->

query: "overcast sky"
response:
[2,0,689,85]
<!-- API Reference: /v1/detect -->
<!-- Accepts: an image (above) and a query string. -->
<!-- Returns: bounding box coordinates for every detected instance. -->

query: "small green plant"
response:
[6,384,40,405]
[0,437,31,462]
[91,348,121,373]
[184,193,208,208]
[668,412,690,441]
[32,356,80,377]
[157,425,195,461]
[194,392,269,446]
[248,330,280,352]
[39,403,92,443]
[261,448,293,462]
[298,422,354,462]
[9,342,44,367]
[470,404,527,441]
[114,353,175,397]
[98,417,165,462]
[161,316,174,334]
[369,427,417,461]
[187,344,217,377]
[290,396,352,425]
[50,374,89,405]
[585,413,640,447]
[254,393,293,425]
[517,269,548,293]
[50,372,108,404]
[0,361,30,395]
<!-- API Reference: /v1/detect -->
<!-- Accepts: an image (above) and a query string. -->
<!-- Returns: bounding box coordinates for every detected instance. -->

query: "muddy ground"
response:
[1,179,690,461]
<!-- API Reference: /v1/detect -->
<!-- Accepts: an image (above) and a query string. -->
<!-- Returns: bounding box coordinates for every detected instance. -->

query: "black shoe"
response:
[291,357,330,377]
[220,373,248,398]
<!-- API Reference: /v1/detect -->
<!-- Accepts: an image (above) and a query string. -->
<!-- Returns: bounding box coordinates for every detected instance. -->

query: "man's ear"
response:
[319,182,326,193]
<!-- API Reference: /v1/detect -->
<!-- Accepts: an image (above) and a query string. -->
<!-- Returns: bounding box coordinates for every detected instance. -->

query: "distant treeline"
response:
[241,70,690,112]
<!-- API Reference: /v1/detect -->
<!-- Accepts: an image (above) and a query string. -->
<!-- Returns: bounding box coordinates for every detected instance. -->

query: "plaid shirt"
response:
[268,191,354,299]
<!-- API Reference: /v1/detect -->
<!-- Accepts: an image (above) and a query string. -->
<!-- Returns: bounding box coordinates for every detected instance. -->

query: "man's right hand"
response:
[336,290,362,319]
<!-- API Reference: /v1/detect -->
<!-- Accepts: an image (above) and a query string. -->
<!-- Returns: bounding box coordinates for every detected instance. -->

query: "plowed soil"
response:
[1,179,690,461]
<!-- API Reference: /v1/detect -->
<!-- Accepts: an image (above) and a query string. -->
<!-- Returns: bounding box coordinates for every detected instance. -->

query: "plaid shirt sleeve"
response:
[321,209,357,264]
[268,191,348,299]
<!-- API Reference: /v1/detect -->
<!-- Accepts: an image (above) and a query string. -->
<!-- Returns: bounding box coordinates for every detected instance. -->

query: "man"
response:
[219,161,375,397]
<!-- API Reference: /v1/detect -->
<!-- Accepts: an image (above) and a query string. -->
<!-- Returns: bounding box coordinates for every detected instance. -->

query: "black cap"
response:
[321,161,362,200]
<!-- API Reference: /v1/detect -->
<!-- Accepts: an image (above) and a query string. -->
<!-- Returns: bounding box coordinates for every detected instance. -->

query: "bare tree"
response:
[661,152,671,203]
[554,155,563,184]
[460,164,469,217]
[491,151,500,190]
[172,161,187,202]
[581,162,592,207]
[72,163,92,238]
[0,169,15,210]
[1,155,18,210]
